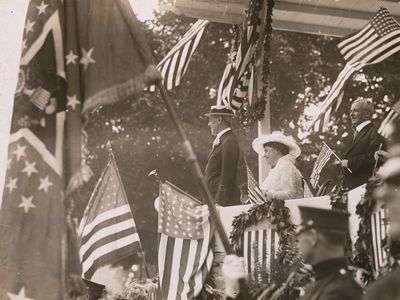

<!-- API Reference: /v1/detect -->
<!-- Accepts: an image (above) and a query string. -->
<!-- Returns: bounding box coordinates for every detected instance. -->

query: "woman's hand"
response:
[222,255,247,298]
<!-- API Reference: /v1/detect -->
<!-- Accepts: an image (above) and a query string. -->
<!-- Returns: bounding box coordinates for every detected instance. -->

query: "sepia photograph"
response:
[1,0,400,299]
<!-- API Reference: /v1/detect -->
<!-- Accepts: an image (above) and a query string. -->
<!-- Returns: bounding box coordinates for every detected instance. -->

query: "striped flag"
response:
[378,100,400,138]
[217,0,262,110]
[149,19,209,91]
[312,8,400,131]
[239,227,279,282]
[157,181,213,300]
[246,165,266,204]
[310,144,334,189]
[79,153,142,279]
[371,208,389,275]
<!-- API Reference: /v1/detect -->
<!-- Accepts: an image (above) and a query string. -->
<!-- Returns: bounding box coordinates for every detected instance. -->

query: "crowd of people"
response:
[203,99,400,299]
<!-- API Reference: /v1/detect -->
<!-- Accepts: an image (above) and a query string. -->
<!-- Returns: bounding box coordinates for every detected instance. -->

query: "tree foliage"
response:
[76,11,400,265]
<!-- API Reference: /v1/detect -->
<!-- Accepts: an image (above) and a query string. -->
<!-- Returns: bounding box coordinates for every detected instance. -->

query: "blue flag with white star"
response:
[0,0,157,298]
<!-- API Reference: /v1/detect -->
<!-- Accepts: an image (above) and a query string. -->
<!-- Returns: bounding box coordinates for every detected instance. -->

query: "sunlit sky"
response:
[130,0,160,21]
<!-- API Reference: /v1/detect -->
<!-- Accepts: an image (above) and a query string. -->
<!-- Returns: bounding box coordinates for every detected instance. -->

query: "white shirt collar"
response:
[356,120,371,133]
[213,128,231,145]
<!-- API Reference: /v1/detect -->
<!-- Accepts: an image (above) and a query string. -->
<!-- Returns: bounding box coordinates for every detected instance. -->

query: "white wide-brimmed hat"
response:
[252,131,301,158]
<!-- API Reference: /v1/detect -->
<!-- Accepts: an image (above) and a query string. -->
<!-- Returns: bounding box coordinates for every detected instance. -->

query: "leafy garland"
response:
[235,0,274,130]
[351,177,400,284]
[230,199,312,299]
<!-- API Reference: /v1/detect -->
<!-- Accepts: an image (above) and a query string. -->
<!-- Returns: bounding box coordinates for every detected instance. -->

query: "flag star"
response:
[7,158,12,170]
[18,196,35,214]
[22,39,27,51]
[13,144,27,161]
[65,50,78,65]
[66,95,81,110]
[38,176,53,193]
[21,160,38,177]
[24,20,35,34]
[80,47,96,71]
[36,1,48,15]
[7,287,34,300]
[6,177,18,193]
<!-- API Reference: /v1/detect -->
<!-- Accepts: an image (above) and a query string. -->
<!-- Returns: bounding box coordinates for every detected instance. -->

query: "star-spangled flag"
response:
[311,8,400,131]
[378,100,400,138]
[310,144,334,189]
[157,181,213,300]
[79,153,143,279]
[0,0,158,298]
[246,165,265,204]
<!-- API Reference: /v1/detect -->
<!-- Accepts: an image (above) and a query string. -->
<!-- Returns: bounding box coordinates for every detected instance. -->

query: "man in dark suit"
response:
[342,98,386,190]
[204,105,241,207]
[221,206,362,300]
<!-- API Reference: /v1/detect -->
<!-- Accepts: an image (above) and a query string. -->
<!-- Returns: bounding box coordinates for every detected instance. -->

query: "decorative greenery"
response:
[123,277,158,300]
[236,0,274,130]
[351,177,400,285]
[230,199,312,299]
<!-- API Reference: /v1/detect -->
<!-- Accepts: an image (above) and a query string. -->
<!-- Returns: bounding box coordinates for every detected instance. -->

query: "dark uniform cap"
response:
[296,206,350,235]
[82,278,105,300]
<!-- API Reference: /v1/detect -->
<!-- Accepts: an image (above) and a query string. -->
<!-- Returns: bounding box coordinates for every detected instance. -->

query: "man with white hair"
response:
[341,98,386,190]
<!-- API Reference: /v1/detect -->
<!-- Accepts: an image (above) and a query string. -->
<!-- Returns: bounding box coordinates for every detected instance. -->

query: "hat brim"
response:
[252,134,301,158]
[204,112,235,118]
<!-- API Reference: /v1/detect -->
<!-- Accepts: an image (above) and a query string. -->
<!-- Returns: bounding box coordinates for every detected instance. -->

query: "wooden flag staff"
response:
[115,0,251,297]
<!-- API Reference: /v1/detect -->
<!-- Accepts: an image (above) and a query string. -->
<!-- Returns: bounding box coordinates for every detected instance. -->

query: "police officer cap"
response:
[82,278,105,300]
[296,206,349,235]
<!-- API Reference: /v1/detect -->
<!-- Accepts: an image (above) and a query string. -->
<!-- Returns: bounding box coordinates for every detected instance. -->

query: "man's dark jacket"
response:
[363,267,400,300]
[299,258,362,300]
[205,130,241,206]
[343,123,385,190]
[227,258,362,300]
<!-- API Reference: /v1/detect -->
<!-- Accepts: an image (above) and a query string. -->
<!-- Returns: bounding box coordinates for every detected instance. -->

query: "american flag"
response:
[371,208,389,275]
[217,0,262,110]
[79,153,142,279]
[238,227,279,282]
[157,181,213,300]
[378,100,400,138]
[149,20,209,91]
[310,144,334,189]
[246,165,266,204]
[312,8,400,131]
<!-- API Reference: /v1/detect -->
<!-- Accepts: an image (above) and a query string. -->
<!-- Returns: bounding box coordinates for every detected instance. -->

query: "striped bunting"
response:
[239,228,279,282]
[378,100,400,138]
[371,208,389,275]
[158,181,213,300]
[310,144,334,189]
[312,8,400,131]
[149,20,209,91]
[246,165,266,204]
[79,154,142,279]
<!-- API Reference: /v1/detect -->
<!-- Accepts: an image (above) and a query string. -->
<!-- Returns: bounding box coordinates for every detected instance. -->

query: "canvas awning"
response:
[163,0,400,37]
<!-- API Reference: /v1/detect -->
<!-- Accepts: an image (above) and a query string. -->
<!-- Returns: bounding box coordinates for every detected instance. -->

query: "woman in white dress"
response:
[252,132,304,200]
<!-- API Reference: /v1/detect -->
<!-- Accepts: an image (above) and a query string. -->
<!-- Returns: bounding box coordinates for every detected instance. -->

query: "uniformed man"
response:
[296,206,362,300]
[221,206,363,300]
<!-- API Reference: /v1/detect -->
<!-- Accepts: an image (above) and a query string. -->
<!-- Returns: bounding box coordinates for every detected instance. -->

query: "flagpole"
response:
[322,142,353,173]
[115,0,251,297]
[106,141,151,278]
[372,143,383,176]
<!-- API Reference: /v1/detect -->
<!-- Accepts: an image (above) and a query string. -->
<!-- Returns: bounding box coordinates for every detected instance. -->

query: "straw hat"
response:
[204,105,235,118]
[252,131,301,158]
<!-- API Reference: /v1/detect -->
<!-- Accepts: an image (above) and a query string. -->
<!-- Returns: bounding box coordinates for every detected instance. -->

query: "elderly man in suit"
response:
[204,105,241,207]
[342,98,386,190]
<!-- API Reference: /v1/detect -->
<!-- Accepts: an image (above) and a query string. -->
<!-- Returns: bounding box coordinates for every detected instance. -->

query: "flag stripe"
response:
[80,219,137,259]
[80,204,131,237]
